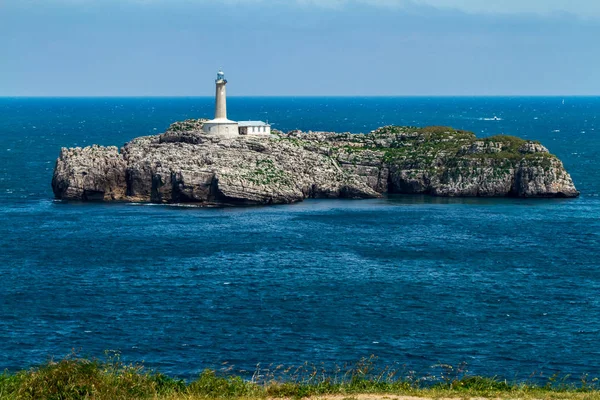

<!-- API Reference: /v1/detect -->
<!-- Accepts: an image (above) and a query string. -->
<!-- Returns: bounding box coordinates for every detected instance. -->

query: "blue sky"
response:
[1,0,599,96]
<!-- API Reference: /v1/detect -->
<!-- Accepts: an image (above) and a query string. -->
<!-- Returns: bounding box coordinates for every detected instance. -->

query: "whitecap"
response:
[167,203,202,208]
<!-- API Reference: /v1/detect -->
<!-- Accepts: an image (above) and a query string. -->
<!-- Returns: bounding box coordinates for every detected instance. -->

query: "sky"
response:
[1,0,599,96]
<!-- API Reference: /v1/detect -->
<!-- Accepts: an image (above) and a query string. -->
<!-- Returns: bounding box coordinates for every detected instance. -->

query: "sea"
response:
[1,97,599,381]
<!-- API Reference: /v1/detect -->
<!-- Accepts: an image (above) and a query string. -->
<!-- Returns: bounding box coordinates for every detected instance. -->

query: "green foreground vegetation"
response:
[1,354,599,400]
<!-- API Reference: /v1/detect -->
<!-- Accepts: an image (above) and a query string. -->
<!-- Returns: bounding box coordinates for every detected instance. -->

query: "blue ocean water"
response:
[1,97,599,381]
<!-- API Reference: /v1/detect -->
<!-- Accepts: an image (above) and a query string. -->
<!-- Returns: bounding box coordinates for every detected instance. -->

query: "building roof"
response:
[238,121,270,127]
[204,118,238,124]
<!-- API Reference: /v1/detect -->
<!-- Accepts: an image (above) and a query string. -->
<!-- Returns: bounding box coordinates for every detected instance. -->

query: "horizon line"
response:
[2,95,600,99]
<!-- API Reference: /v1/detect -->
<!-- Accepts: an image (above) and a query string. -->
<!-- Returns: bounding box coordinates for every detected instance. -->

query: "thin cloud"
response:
[314,0,600,18]
[15,0,600,18]
[413,0,600,18]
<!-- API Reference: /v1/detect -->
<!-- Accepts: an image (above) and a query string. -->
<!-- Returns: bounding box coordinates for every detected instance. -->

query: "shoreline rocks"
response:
[52,121,580,206]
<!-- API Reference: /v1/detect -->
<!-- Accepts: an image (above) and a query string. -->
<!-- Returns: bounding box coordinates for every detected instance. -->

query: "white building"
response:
[202,118,239,136]
[238,121,271,135]
[203,70,272,137]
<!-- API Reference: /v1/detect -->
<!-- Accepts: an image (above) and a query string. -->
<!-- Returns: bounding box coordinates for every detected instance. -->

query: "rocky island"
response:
[52,119,579,206]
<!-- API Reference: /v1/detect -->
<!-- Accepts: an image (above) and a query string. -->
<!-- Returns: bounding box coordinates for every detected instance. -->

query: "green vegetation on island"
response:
[2,354,600,400]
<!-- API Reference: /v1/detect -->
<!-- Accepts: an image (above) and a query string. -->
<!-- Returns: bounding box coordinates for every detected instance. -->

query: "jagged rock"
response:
[519,142,549,154]
[52,145,127,201]
[52,123,579,206]
[513,158,577,197]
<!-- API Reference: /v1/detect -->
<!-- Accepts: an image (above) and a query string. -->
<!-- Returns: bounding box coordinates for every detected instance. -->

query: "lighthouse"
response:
[214,70,228,119]
[202,69,239,136]
[202,69,272,136]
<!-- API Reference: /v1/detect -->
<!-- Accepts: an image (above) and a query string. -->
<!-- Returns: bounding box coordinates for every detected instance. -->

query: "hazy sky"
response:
[1,0,599,96]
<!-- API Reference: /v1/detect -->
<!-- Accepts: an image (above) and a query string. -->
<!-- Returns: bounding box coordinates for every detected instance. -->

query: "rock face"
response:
[52,145,127,201]
[52,120,579,206]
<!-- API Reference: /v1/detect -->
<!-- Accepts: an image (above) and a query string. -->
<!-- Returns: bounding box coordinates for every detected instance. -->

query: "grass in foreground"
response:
[1,354,600,400]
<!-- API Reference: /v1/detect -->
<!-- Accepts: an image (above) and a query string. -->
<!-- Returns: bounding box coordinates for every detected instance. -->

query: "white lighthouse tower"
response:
[202,69,239,136]
[214,70,228,119]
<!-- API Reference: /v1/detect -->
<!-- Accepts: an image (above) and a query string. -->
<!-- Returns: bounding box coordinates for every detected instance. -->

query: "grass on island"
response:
[1,353,600,400]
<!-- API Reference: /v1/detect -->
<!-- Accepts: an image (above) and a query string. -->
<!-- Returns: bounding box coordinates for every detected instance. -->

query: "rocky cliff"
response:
[52,120,579,206]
